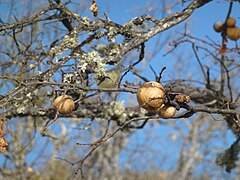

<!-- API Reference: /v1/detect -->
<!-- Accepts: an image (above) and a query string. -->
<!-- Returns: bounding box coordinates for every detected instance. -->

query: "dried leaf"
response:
[175,94,191,103]
[0,119,8,152]
[0,137,8,152]
[219,46,226,57]
[90,0,98,17]
[0,120,5,137]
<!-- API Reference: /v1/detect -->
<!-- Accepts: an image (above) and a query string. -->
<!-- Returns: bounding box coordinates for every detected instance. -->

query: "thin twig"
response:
[118,43,145,87]
[157,66,167,83]
[192,45,207,82]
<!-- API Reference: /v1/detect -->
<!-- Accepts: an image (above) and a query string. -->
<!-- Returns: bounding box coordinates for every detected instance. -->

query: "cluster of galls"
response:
[53,82,190,118]
[214,17,240,41]
[137,82,179,118]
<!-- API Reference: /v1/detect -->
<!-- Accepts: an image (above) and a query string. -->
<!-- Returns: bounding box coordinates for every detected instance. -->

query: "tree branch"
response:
[120,0,212,56]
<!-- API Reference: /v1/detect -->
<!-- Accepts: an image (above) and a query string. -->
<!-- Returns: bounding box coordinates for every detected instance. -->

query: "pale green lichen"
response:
[107,27,117,43]
[63,73,74,83]
[81,17,90,26]
[77,51,106,80]
[49,30,78,56]
[108,44,120,57]
[37,71,43,75]
[96,43,120,58]
[123,17,148,31]
[15,99,29,113]
[29,64,36,69]
[139,107,148,117]
[106,101,128,123]
[96,44,107,54]
[63,72,82,84]
[123,18,136,28]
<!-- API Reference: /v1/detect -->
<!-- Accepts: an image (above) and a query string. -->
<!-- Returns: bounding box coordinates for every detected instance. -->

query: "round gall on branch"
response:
[226,17,236,27]
[137,81,166,112]
[156,105,176,119]
[213,17,240,41]
[226,27,240,41]
[213,21,225,33]
[53,95,75,115]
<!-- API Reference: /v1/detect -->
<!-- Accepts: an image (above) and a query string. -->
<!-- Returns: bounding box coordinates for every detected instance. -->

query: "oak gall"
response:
[137,82,166,112]
[53,95,75,115]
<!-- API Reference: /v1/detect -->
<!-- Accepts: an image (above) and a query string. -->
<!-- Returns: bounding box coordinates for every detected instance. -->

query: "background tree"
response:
[0,0,240,179]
